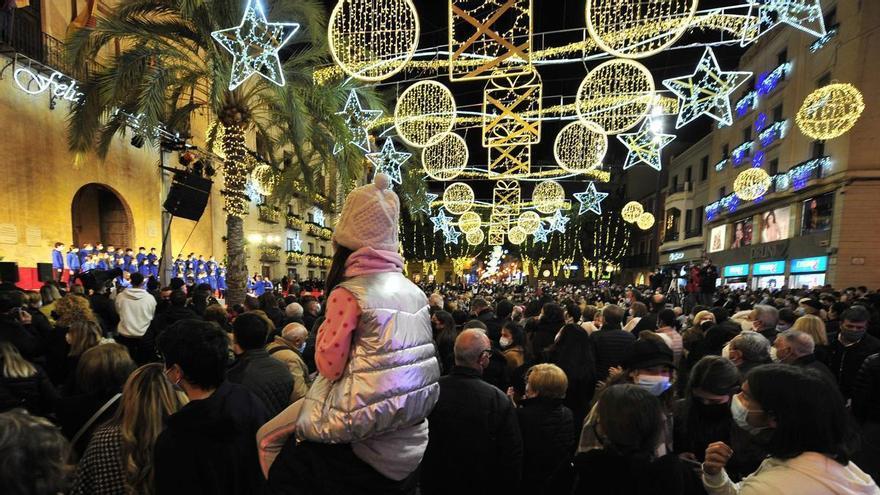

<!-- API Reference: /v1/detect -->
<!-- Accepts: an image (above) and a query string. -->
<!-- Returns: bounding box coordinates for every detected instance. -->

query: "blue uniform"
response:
[186,257,197,277]
[96,259,108,270]
[82,260,96,272]
[123,254,134,273]
[51,249,64,270]
[66,252,80,272]
[147,253,159,278]
[79,248,92,265]
[217,268,227,291]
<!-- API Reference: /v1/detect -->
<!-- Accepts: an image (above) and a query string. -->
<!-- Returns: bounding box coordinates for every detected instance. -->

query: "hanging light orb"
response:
[395,81,457,147]
[458,211,482,234]
[422,132,469,181]
[554,120,609,174]
[636,211,655,230]
[466,229,484,245]
[576,59,655,134]
[533,180,565,214]
[517,211,541,234]
[586,0,698,59]
[251,163,279,196]
[796,83,865,140]
[621,201,644,223]
[508,226,527,245]
[734,168,772,201]
[442,182,475,214]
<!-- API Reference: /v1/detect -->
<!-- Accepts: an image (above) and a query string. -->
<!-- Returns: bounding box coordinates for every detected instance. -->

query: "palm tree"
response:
[65,0,374,305]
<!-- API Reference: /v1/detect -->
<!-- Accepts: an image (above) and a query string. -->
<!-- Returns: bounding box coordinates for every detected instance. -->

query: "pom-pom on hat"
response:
[332,173,399,252]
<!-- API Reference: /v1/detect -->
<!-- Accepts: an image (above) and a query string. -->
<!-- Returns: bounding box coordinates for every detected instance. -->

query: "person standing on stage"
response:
[66,246,80,280]
[123,248,134,274]
[173,256,185,280]
[148,248,159,279]
[217,264,227,299]
[79,243,93,265]
[196,255,206,276]
[52,242,66,282]
[186,253,197,278]
[135,247,147,272]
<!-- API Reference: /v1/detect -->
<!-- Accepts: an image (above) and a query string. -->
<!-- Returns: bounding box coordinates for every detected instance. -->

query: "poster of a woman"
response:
[729,219,753,249]
[761,207,790,243]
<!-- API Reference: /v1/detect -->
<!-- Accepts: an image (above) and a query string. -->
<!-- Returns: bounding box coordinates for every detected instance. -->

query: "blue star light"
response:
[618,118,677,171]
[573,182,609,215]
[211,0,300,90]
[418,193,439,215]
[532,223,550,243]
[334,90,382,154]
[444,226,462,245]
[366,138,411,185]
[662,47,752,129]
[744,0,826,44]
[431,209,453,233]
[549,210,570,233]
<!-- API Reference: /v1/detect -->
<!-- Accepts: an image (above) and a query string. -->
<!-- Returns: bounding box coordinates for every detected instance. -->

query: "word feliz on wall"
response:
[13,67,83,104]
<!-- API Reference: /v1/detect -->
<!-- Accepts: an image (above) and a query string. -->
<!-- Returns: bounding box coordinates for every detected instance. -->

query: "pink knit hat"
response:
[332,173,399,252]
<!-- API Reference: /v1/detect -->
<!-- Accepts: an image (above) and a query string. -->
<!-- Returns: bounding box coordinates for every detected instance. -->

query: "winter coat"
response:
[525,317,565,359]
[265,337,312,403]
[154,381,269,495]
[114,288,156,338]
[70,425,127,495]
[572,449,703,495]
[142,306,200,361]
[227,348,294,417]
[517,397,575,495]
[829,334,880,400]
[420,366,523,495]
[591,326,636,381]
[295,272,440,444]
[0,366,58,415]
[853,353,880,423]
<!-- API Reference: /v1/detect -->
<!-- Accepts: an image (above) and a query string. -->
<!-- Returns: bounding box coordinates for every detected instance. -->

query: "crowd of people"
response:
[1,175,878,495]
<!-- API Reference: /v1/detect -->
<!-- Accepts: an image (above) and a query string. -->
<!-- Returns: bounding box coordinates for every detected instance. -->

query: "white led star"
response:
[573,182,609,215]
[211,0,300,90]
[533,223,550,243]
[333,90,382,154]
[312,209,325,227]
[289,232,302,251]
[662,47,752,129]
[366,138,411,185]
[744,0,826,44]
[549,210,570,233]
[444,226,462,245]
[418,193,439,215]
[431,209,453,233]
[618,118,677,171]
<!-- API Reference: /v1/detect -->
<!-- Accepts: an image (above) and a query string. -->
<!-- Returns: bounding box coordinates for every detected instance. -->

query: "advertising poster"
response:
[729,218,753,249]
[709,225,726,253]
[759,206,791,243]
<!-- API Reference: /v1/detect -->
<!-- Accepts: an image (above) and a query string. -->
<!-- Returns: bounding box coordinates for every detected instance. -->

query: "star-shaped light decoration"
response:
[618,118,677,171]
[366,138,411,185]
[431,209,453,233]
[333,90,382,154]
[444,226,462,245]
[532,223,550,243]
[573,182,609,215]
[211,0,300,90]
[548,210,570,233]
[744,0,826,44]
[662,47,752,129]
[418,193,439,215]
[312,209,325,227]
[289,232,302,251]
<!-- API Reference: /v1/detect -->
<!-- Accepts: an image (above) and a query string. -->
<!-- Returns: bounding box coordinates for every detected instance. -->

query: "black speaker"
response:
[164,172,212,221]
[37,263,54,282]
[0,261,18,283]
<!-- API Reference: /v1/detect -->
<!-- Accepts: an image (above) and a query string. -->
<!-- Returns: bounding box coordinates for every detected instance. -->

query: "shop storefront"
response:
[722,264,750,290]
[752,260,786,290]
[789,256,828,288]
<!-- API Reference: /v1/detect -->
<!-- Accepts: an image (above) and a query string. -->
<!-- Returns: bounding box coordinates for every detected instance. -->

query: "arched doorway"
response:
[71,184,133,249]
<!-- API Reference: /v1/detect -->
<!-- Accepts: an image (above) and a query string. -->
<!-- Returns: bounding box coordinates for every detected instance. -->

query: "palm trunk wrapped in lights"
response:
[220,123,249,306]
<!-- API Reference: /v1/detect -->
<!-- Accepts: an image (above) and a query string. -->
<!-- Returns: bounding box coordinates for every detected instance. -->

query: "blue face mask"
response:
[635,375,671,396]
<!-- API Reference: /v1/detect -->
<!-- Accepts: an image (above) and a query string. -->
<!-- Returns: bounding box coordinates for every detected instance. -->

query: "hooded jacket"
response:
[703,452,880,495]
[114,288,156,338]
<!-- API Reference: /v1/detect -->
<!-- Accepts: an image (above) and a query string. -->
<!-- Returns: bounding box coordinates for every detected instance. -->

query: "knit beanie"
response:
[332,173,399,252]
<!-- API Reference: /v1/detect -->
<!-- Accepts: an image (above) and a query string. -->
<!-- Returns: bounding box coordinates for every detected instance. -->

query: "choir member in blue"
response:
[123,248,134,273]
[147,248,159,278]
[253,274,269,296]
[217,264,227,298]
[117,271,132,289]
[207,259,218,294]
[66,247,80,279]
[106,246,117,268]
[79,243,93,265]
[186,253,197,277]
[206,256,217,278]
[95,242,104,255]
[173,256,186,280]
[136,247,147,270]
[138,254,151,278]
[81,255,96,272]
[246,274,255,294]
[96,253,109,271]
[196,254,206,275]
[51,243,66,282]
[196,269,209,287]
[261,276,274,295]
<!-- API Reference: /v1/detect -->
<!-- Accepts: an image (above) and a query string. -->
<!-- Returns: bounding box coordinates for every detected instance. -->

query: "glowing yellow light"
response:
[466,229,485,245]
[554,120,608,174]
[636,211,655,230]
[449,0,532,81]
[443,182,475,214]
[576,58,655,134]
[621,201,644,223]
[483,71,542,147]
[508,226,527,245]
[734,168,771,201]
[586,0,698,59]
[517,211,541,234]
[422,132,469,180]
[533,180,565,214]
[458,211,482,233]
[250,163,279,196]
[395,81,457,147]
[796,83,865,141]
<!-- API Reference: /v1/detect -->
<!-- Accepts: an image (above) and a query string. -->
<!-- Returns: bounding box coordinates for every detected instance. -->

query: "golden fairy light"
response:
[796,82,865,141]
[532,180,565,214]
[733,168,771,201]
[586,0,698,59]
[422,132,469,181]
[442,182,475,214]
[576,58,655,134]
[466,228,485,245]
[621,201,644,223]
[458,211,482,233]
[394,80,457,147]
[250,163,279,196]
[507,225,527,245]
[636,211,655,230]
[517,211,541,234]
[554,120,608,174]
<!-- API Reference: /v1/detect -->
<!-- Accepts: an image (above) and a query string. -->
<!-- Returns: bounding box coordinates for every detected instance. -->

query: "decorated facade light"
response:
[744,0,827,44]
[585,0,699,59]
[734,167,772,201]
[366,138,411,185]
[554,120,608,174]
[618,117,676,171]
[250,163,279,196]
[395,80,457,147]
[532,180,566,214]
[576,58,655,134]
[636,211,655,230]
[442,182,475,214]
[422,132,469,180]
[796,83,865,140]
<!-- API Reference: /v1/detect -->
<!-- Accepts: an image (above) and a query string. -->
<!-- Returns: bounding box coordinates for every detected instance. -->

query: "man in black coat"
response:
[829,306,880,401]
[227,313,294,417]
[591,304,636,381]
[155,320,269,495]
[471,297,502,342]
[142,290,199,362]
[421,329,523,495]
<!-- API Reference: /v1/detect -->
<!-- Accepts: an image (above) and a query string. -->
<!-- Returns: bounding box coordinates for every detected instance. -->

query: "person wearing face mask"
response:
[266,322,312,404]
[499,320,527,373]
[420,329,523,494]
[722,331,772,383]
[702,364,879,495]
[741,305,779,344]
[828,306,880,402]
[774,329,834,383]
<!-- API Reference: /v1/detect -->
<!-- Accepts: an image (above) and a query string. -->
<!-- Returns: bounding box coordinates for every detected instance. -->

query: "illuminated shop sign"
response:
[723,264,749,277]
[669,252,685,261]
[752,260,785,276]
[790,256,828,273]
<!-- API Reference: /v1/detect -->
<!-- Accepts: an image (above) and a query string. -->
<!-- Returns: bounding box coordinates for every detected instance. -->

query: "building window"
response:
[772,104,783,122]
[320,245,326,256]
[308,212,314,223]
[769,158,779,176]
[286,237,294,251]
[685,166,692,185]
[308,270,315,280]
[320,271,327,280]
[700,156,709,181]
[777,48,788,68]
[801,193,834,235]
[695,206,704,234]
[685,209,693,234]
[719,186,726,199]
[671,175,678,190]
[308,242,314,254]
[817,72,831,87]
[743,125,752,141]
[812,140,826,158]
[722,144,729,159]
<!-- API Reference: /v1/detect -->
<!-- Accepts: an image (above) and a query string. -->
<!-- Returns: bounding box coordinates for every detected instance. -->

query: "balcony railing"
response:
[4,10,101,83]
[259,245,281,263]
[258,204,280,224]
[286,251,304,265]
[304,222,322,237]
[286,214,303,230]
[663,231,680,243]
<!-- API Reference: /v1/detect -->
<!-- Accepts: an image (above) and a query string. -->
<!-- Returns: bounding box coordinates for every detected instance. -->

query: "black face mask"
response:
[693,400,731,420]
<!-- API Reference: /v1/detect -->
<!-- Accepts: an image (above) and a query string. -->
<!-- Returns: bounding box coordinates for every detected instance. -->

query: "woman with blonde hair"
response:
[60,320,112,391]
[47,295,98,385]
[71,363,188,494]
[0,341,58,416]
[790,314,830,363]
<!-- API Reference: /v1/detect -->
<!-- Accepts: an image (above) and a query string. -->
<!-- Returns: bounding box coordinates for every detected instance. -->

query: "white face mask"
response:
[635,375,671,396]
[297,342,307,353]
[730,394,768,435]
[499,337,511,348]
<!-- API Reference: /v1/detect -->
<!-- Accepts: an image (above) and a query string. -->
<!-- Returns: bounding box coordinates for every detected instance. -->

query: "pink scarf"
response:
[344,247,404,277]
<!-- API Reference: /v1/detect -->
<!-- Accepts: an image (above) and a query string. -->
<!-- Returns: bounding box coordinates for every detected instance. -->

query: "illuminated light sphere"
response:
[733,168,772,201]
[507,226,527,245]
[576,59,655,134]
[395,81,457,147]
[517,211,541,234]
[542,269,551,277]
[422,132,469,180]
[442,182,475,214]
[328,0,420,82]
[466,229,485,245]
[636,211,655,230]
[586,0,698,59]
[458,211,482,233]
[250,163,279,196]
[532,180,566,214]
[796,83,865,140]
[621,201,644,223]
[554,120,609,174]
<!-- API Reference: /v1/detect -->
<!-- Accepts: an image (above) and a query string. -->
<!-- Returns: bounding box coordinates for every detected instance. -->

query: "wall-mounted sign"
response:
[752,260,785,276]
[790,256,828,273]
[14,68,83,105]
[723,264,749,277]
[669,251,685,262]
